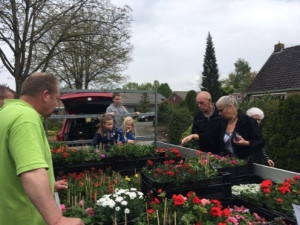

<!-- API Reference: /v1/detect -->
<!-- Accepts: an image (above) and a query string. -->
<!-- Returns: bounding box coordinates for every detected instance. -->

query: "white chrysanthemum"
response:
[115,196,124,202]
[130,188,137,191]
[137,191,144,199]
[115,206,120,211]
[128,192,137,199]
[116,189,127,195]
[108,199,116,209]
[121,201,128,206]
[124,208,130,214]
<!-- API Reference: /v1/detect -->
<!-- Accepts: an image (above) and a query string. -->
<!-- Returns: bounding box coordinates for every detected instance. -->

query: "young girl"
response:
[117,116,136,144]
[92,114,118,151]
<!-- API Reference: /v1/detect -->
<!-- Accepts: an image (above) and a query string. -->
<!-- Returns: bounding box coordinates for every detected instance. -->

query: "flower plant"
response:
[108,144,156,158]
[156,147,183,162]
[58,169,141,224]
[142,152,218,183]
[234,176,300,218]
[208,153,246,168]
[92,188,145,224]
[50,143,105,164]
[134,191,278,225]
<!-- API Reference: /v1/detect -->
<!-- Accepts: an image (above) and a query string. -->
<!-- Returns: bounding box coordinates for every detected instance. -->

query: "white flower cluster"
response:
[96,188,144,215]
[232,183,260,196]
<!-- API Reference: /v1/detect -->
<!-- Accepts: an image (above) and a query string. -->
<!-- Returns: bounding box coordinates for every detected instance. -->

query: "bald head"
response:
[197,91,211,101]
[196,91,213,114]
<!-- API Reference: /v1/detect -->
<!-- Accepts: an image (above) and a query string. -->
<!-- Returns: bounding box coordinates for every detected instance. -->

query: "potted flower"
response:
[134,191,284,224]
[141,153,231,198]
[232,176,299,224]
[92,188,145,224]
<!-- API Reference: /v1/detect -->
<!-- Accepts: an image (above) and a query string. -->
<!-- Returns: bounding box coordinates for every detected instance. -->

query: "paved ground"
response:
[135,121,168,143]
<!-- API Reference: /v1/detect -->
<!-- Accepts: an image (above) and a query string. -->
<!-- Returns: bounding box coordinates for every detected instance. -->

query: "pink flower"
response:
[227,216,238,225]
[79,199,85,206]
[60,204,66,212]
[85,207,94,216]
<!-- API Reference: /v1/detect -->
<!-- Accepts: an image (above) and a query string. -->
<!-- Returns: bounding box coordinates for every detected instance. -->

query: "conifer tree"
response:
[201,32,222,102]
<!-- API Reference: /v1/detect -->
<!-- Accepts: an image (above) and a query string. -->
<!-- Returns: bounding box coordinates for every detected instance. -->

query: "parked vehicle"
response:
[137,113,155,122]
[56,92,113,141]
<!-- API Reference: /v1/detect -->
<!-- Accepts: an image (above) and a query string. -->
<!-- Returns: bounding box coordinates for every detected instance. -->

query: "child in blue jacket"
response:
[117,116,136,144]
[92,114,118,151]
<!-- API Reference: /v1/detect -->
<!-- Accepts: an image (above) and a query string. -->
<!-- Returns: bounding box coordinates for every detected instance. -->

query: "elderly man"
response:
[0,84,15,107]
[0,73,84,225]
[182,91,221,154]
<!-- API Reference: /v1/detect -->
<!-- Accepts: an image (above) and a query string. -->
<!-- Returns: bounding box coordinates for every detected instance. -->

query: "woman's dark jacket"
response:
[198,111,265,161]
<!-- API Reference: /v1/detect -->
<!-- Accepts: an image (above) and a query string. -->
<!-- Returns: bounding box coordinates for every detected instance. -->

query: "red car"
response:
[56,92,113,142]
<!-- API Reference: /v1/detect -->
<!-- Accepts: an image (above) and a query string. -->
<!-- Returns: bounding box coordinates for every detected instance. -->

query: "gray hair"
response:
[246,107,265,120]
[216,95,238,108]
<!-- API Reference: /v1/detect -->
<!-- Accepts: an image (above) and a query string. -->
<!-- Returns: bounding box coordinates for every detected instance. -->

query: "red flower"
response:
[147,160,154,166]
[168,159,176,164]
[218,223,227,225]
[192,196,202,204]
[210,206,222,217]
[276,198,284,203]
[261,179,273,189]
[187,191,196,198]
[211,199,222,207]
[262,188,271,194]
[157,188,162,193]
[147,208,154,214]
[173,148,180,154]
[172,194,186,206]
[222,208,231,217]
[294,176,299,180]
[165,170,175,177]
[196,150,202,155]
[62,152,68,158]
[278,186,291,194]
[56,148,62,154]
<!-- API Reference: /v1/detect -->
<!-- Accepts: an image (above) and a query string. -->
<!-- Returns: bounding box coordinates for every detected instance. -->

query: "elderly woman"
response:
[183,95,265,161]
[246,107,275,167]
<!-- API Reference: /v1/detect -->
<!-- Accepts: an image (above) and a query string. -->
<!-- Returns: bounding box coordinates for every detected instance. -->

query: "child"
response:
[117,116,136,144]
[106,92,140,129]
[92,114,118,151]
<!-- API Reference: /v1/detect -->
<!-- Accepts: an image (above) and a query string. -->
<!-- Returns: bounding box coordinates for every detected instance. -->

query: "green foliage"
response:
[139,93,151,112]
[201,32,222,102]
[109,144,156,158]
[168,105,192,145]
[185,90,198,116]
[240,94,300,172]
[221,58,256,93]
[157,83,172,98]
[157,101,175,125]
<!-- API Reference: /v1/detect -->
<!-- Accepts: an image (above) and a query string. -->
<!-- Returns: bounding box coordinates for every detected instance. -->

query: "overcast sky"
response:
[1,0,300,91]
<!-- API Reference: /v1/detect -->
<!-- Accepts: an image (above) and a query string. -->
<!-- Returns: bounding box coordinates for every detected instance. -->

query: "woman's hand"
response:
[233,134,249,146]
[54,180,68,192]
[267,159,275,167]
[127,140,135,144]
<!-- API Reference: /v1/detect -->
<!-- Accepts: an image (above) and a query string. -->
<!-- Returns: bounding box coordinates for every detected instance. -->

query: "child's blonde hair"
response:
[122,116,135,136]
[97,114,113,136]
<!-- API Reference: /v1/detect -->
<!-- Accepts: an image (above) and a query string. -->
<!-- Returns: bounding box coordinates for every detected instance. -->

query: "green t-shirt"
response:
[0,99,55,225]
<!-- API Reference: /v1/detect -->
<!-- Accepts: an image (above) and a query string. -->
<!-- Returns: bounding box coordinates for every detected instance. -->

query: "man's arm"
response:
[21,168,83,225]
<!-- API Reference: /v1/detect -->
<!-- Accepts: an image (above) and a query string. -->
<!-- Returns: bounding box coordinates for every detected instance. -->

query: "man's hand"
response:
[181,134,199,145]
[54,180,68,192]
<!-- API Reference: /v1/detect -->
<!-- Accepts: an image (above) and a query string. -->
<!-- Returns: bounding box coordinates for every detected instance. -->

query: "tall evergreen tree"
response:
[201,32,222,102]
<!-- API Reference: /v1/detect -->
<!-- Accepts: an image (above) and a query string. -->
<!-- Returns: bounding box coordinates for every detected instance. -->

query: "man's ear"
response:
[41,90,49,102]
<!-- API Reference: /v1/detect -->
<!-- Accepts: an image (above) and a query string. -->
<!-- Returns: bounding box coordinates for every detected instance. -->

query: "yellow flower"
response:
[125,176,131,181]
[134,173,139,178]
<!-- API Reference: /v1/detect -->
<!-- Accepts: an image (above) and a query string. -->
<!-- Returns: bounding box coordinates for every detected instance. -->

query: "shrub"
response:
[168,105,192,145]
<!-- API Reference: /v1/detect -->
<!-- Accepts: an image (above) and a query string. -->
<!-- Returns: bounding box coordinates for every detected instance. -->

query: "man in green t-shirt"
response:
[0,73,84,225]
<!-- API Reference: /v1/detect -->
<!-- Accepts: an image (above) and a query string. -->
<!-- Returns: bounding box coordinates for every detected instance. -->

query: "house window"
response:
[173,96,176,101]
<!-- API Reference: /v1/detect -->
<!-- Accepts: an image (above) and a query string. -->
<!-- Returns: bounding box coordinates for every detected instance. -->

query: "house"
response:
[121,92,166,113]
[167,91,188,104]
[246,43,300,100]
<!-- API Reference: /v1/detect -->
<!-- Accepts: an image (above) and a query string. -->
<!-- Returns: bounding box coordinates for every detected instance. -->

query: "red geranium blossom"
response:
[210,206,222,217]
[172,194,186,206]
